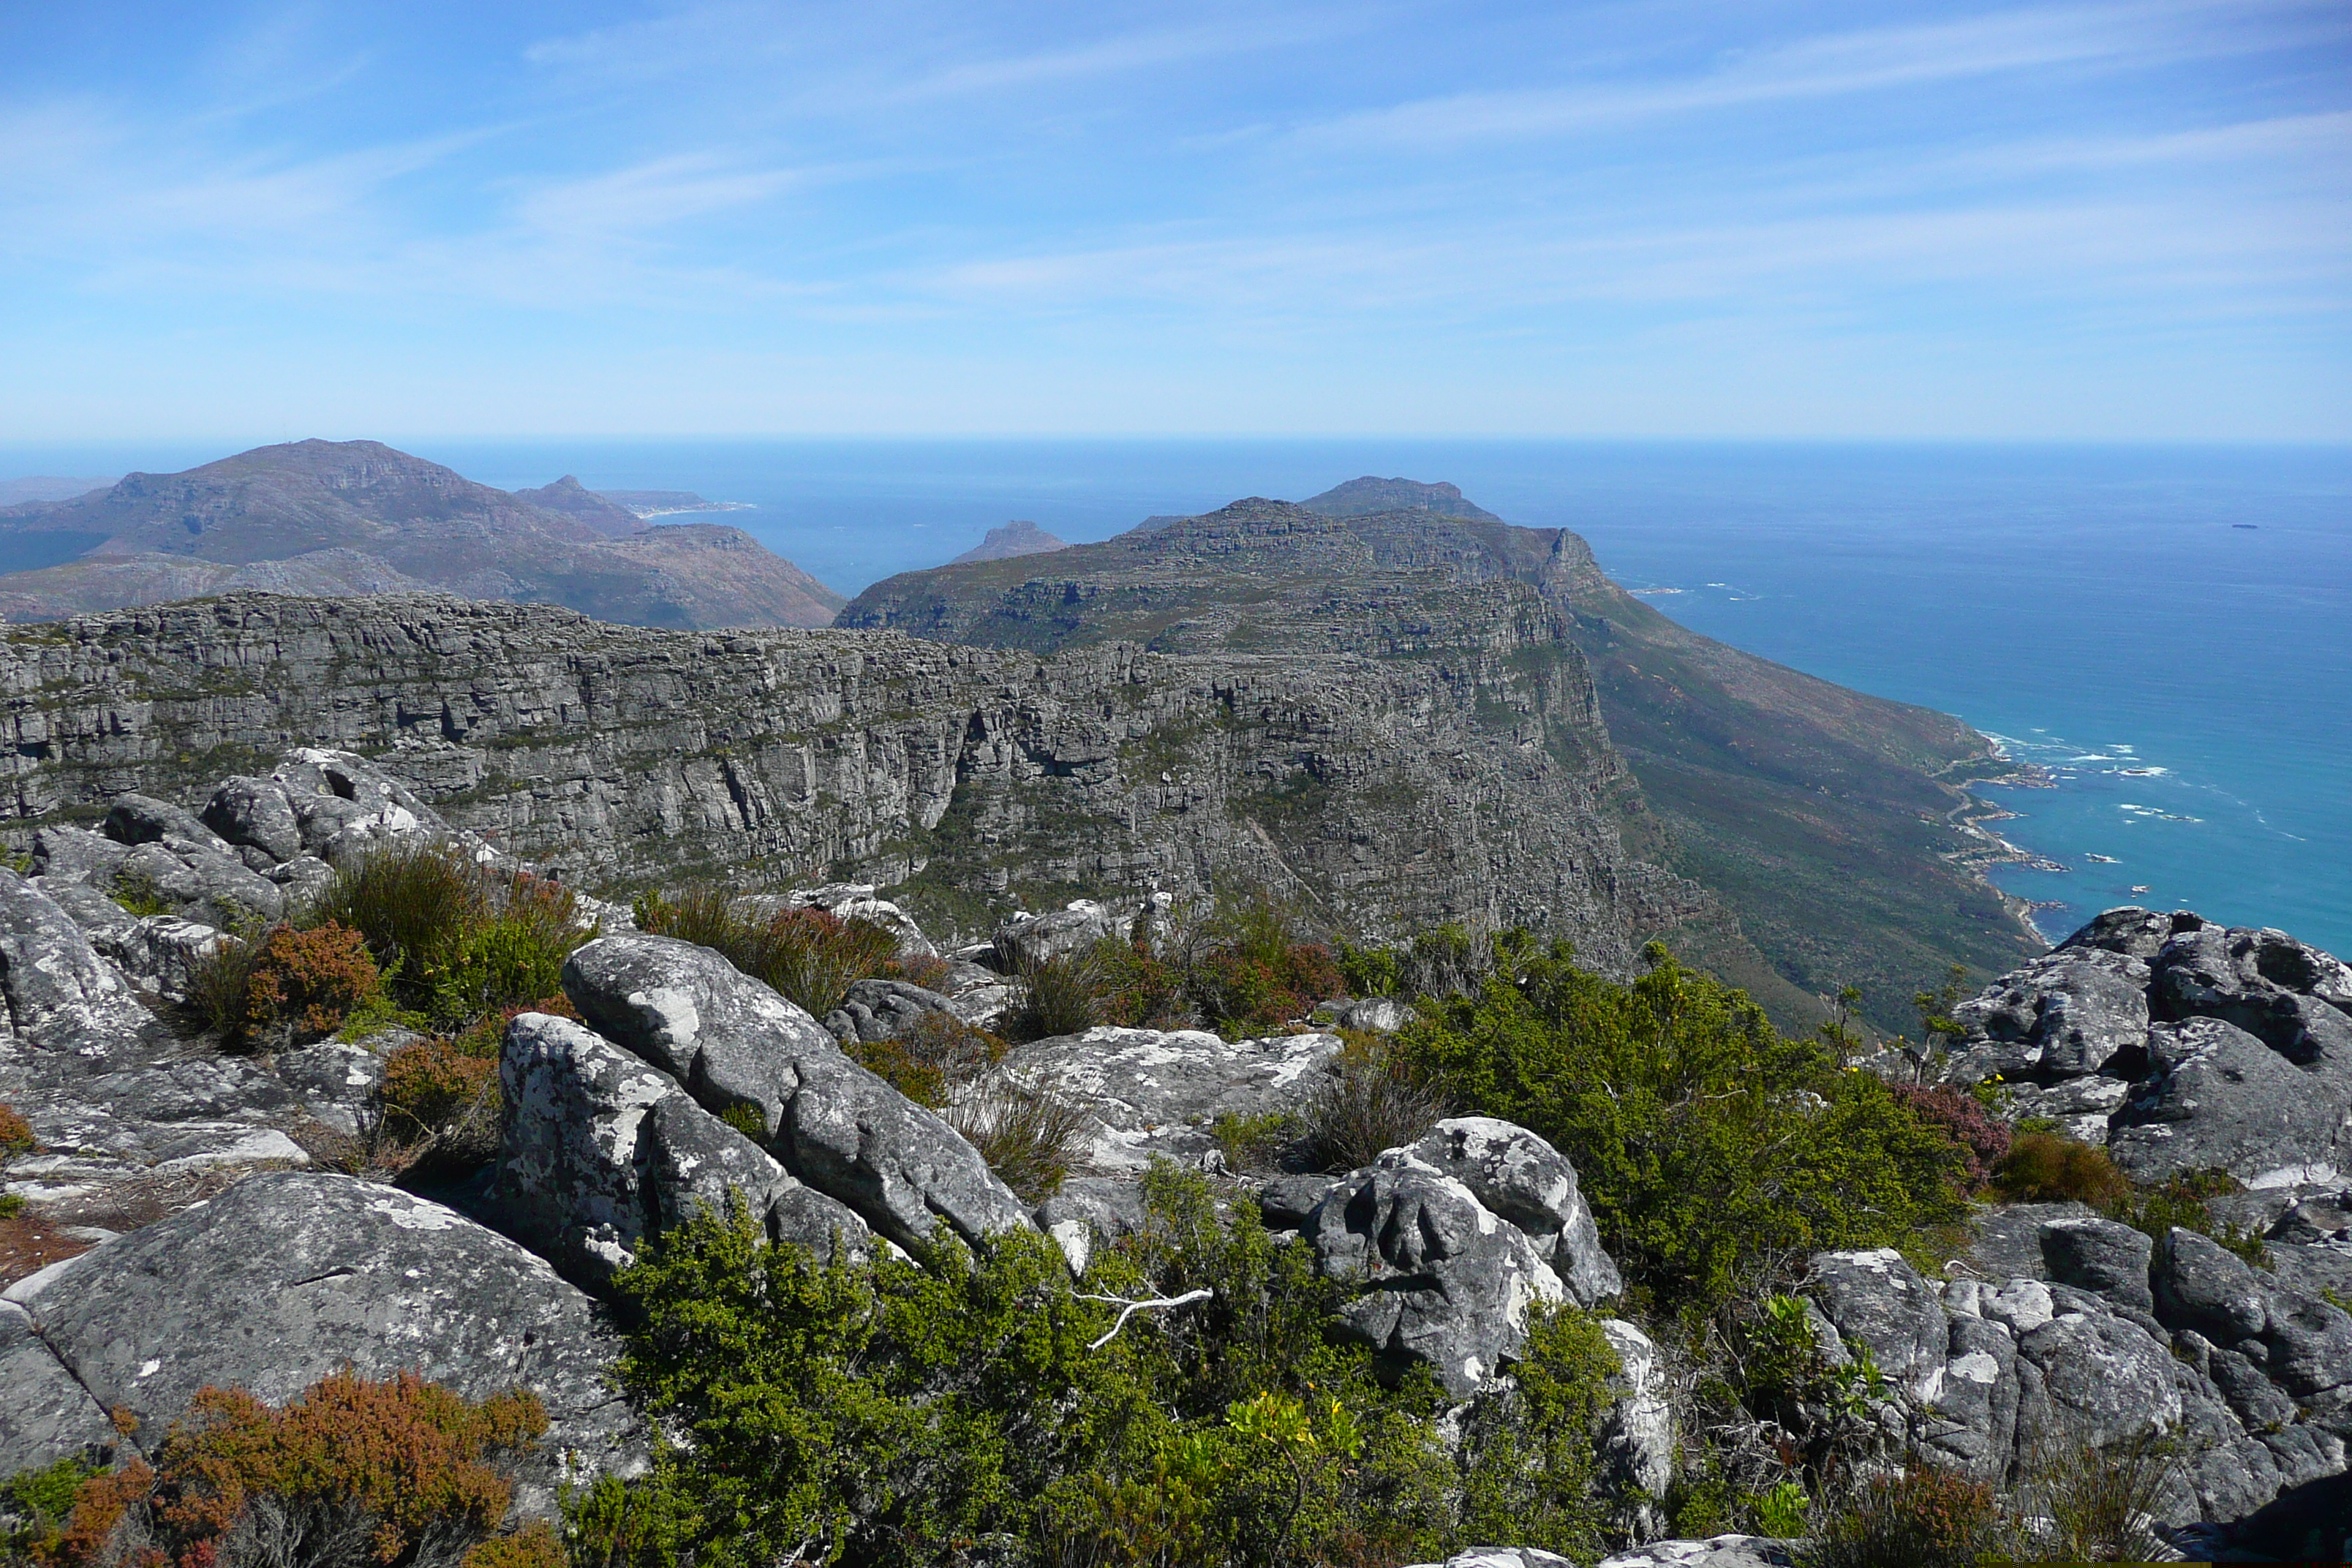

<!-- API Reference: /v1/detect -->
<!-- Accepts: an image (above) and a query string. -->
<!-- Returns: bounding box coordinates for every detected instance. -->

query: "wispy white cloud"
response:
[1294,0,2349,149]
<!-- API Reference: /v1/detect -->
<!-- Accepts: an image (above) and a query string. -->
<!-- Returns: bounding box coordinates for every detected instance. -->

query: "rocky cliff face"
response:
[842,482,2037,1033]
[0,441,844,630]
[0,592,1692,964]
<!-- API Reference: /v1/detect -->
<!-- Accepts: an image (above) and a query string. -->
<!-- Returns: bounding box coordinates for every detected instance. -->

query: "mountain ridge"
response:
[840,478,2040,1032]
[0,440,843,630]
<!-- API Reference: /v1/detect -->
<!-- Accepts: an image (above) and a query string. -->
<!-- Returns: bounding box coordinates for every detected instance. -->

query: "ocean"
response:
[7,437,2347,957]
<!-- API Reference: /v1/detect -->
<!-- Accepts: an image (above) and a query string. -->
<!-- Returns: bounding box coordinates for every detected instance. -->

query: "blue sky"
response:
[1,1,2345,440]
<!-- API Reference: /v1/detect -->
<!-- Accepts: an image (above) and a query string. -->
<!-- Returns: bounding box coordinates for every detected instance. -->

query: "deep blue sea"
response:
[8,438,2347,957]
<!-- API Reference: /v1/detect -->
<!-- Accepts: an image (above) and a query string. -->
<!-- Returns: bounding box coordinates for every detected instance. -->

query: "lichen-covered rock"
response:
[2111,1017,2347,1186]
[1803,1248,1949,1399]
[1596,1539,1797,1568]
[496,1011,870,1289]
[2,1172,641,1514]
[1034,1175,1150,1275]
[561,933,1031,1254]
[0,1303,116,1475]
[0,869,153,1057]
[987,1024,1343,1171]
[1408,1117,1619,1302]
[1302,1148,1568,1398]
[1597,1317,1675,1502]
[821,977,964,1047]
[1946,946,2150,1081]
[2153,924,2352,1069]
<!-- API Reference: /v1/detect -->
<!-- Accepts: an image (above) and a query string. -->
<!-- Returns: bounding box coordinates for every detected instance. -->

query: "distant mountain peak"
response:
[513,475,647,538]
[951,519,1070,565]
[1298,476,1501,524]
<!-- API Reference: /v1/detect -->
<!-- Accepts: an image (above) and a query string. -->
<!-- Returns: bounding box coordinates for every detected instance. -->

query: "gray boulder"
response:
[1946,946,2150,1082]
[103,792,230,853]
[2013,1292,2182,1452]
[1403,1550,1578,1568]
[1034,1175,1150,1275]
[2109,1017,2345,1186]
[203,774,307,862]
[1338,996,1415,1033]
[2038,1214,2155,1316]
[0,1304,117,1475]
[2060,905,2206,961]
[993,899,1137,970]
[1803,1248,1949,1399]
[0,870,154,1057]
[987,1024,1343,1171]
[2154,924,2352,1071]
[1597,1540,1796,1568]
[1409,1117,1620,1302]
[561,933,1031,1254]
[1597,1316,1676,1502]
[497,1011,871,1289]
[114,836,284,927]
[821,976,964,1047]
[2156,1227,2352,1400]
[2,1172,640,1513]
[1302,1147,1568,1398]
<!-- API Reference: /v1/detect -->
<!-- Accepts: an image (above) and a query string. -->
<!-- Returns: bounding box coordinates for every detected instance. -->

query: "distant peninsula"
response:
[595,489,756,519]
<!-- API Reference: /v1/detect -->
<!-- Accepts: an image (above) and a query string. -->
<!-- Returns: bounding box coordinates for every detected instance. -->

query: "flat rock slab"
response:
[992,1025,1343,1170]
[4,1172,640,1512]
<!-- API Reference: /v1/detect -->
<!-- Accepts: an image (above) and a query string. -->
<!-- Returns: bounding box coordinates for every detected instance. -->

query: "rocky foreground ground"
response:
[1,747,2350,1562]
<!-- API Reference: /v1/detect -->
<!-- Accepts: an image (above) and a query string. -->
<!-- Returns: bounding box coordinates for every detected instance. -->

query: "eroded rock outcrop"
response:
[0,1172,641,1513]
[559,932,1032,1254]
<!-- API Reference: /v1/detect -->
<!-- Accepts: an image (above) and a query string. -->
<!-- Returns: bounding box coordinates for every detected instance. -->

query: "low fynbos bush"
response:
[315,844,597,1026]
[578,1164,1621,1568]
[851,1011,1005,1108]
[1888,1084,2011,1190]
[942,1079,1090,1202]
[1006,947,1107,1041]
[0,1101,32,1160]
[1187,900,1343,1036]
[636,889,897,1017]
[1989,1131,2133,1207]
[1295,1039,1452,1173]
[26,1369,546,1568]
[380,1038,499,1148]
[1803,1466,2008,1568]
[246,921,382,1039]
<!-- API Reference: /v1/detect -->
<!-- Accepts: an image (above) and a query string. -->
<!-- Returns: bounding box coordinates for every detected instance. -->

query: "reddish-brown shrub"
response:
[380,1039,497,1139]
[45,1370,546,1568]
[1990,1131,2133,1207]
[1810,1465,2007,1568]
[0,1099,34,1158]
[245,922,381,1036]
[1891,1084,2013,1189]
[1194,941,1343,1034]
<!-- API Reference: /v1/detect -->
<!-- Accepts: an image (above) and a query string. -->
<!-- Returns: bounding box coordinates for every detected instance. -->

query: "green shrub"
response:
[181,932,268,1043]
[1339,923,1485,1002]
[1004,946,1107,1041]
[1989,1131,2133,1207]
[581,1165,1509,1568]
[108,867,174,918]
[314,845,598,1026]
[1395,938,1969,1319]
[2022,1431,2179,1562]
[1453,1305,1620,1557]
[1,1455,97,1560]
[2104,1167,2270,1266]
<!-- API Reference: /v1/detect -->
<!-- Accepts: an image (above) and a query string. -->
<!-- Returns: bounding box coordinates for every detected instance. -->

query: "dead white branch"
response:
[1075,1287,1213,1350]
